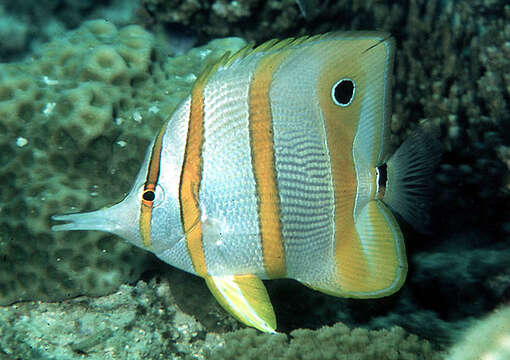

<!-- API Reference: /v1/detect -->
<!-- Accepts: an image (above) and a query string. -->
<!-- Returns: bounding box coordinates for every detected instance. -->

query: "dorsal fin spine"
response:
[197,34,332,81]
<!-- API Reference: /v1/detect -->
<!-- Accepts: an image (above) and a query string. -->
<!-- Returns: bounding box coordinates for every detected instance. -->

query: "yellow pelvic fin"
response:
[205,274,276,333]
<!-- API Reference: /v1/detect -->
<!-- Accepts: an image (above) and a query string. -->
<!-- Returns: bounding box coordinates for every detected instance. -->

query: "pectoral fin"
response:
[205,274,276,333]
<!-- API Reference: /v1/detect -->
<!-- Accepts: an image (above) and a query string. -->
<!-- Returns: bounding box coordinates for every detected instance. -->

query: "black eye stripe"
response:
[331,78,355,107]
[143,190,155,202]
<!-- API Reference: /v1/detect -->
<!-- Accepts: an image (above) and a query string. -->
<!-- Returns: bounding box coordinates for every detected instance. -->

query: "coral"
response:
[448,306,510,360]
[141,0,305,43]
[0,1,143,62]
[206,323,443,360]
[0,279,209,359]
[0,19,246,305]
[0,6,28,56]
[391,0,510,236]
[0,277,444,360]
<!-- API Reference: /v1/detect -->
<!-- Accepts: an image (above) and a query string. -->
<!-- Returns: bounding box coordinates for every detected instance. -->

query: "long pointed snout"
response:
[51,196,143,247]
[52,207,122,233]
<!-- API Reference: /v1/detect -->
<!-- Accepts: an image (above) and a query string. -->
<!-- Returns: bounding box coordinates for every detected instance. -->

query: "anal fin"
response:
[303,200,408,299]
[205,274,276,333]
[337,200,407,297]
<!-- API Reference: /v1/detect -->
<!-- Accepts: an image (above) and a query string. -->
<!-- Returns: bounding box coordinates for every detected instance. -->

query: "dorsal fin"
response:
[195,32,384,85]
[194,51,232,86]
[195,33,333,81]
[224,34,325,67]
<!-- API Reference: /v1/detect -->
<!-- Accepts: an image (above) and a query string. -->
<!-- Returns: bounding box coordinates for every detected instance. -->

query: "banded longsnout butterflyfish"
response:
[52,32,441,333]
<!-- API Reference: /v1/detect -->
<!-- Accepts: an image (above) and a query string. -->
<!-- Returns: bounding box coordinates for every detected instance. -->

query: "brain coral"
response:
[0,19,245,305]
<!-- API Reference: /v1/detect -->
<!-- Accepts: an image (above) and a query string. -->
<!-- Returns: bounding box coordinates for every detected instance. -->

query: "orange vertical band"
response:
[179,73,210,276]
[249,52,289,278]
[139,120,168,248]
[315,40,372,289]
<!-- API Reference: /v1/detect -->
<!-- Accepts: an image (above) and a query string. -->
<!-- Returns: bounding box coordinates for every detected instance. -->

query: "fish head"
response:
[52,128,185,252]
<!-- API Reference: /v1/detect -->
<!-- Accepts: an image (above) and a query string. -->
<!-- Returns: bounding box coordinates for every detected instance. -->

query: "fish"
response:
[52,32,441,333]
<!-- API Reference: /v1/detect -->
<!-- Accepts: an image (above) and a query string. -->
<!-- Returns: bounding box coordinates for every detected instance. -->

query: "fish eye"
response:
[142,190,155,202]
[140,184,165,207]
[331,78,355,107]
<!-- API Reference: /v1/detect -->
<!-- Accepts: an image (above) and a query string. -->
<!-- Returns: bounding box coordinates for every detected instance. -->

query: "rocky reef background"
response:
[0,0,509,359]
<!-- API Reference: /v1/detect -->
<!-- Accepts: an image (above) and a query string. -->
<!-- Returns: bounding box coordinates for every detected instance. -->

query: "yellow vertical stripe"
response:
[139,120,168,248]
[315,38,395,293]
[179,52,244,277]
[315,42,368,289]
[139,199,153,247]
[249,52,289,278]
[179,70,213,277]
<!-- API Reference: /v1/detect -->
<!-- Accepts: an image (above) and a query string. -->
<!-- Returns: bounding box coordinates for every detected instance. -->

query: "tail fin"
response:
[382,128,442,232]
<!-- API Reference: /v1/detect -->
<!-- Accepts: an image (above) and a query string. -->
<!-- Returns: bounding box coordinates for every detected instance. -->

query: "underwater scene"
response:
[0,0,509,359]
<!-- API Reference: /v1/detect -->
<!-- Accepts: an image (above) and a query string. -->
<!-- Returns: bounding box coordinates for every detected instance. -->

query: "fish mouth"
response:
[51,196,143,247]
[51,208,121,233]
